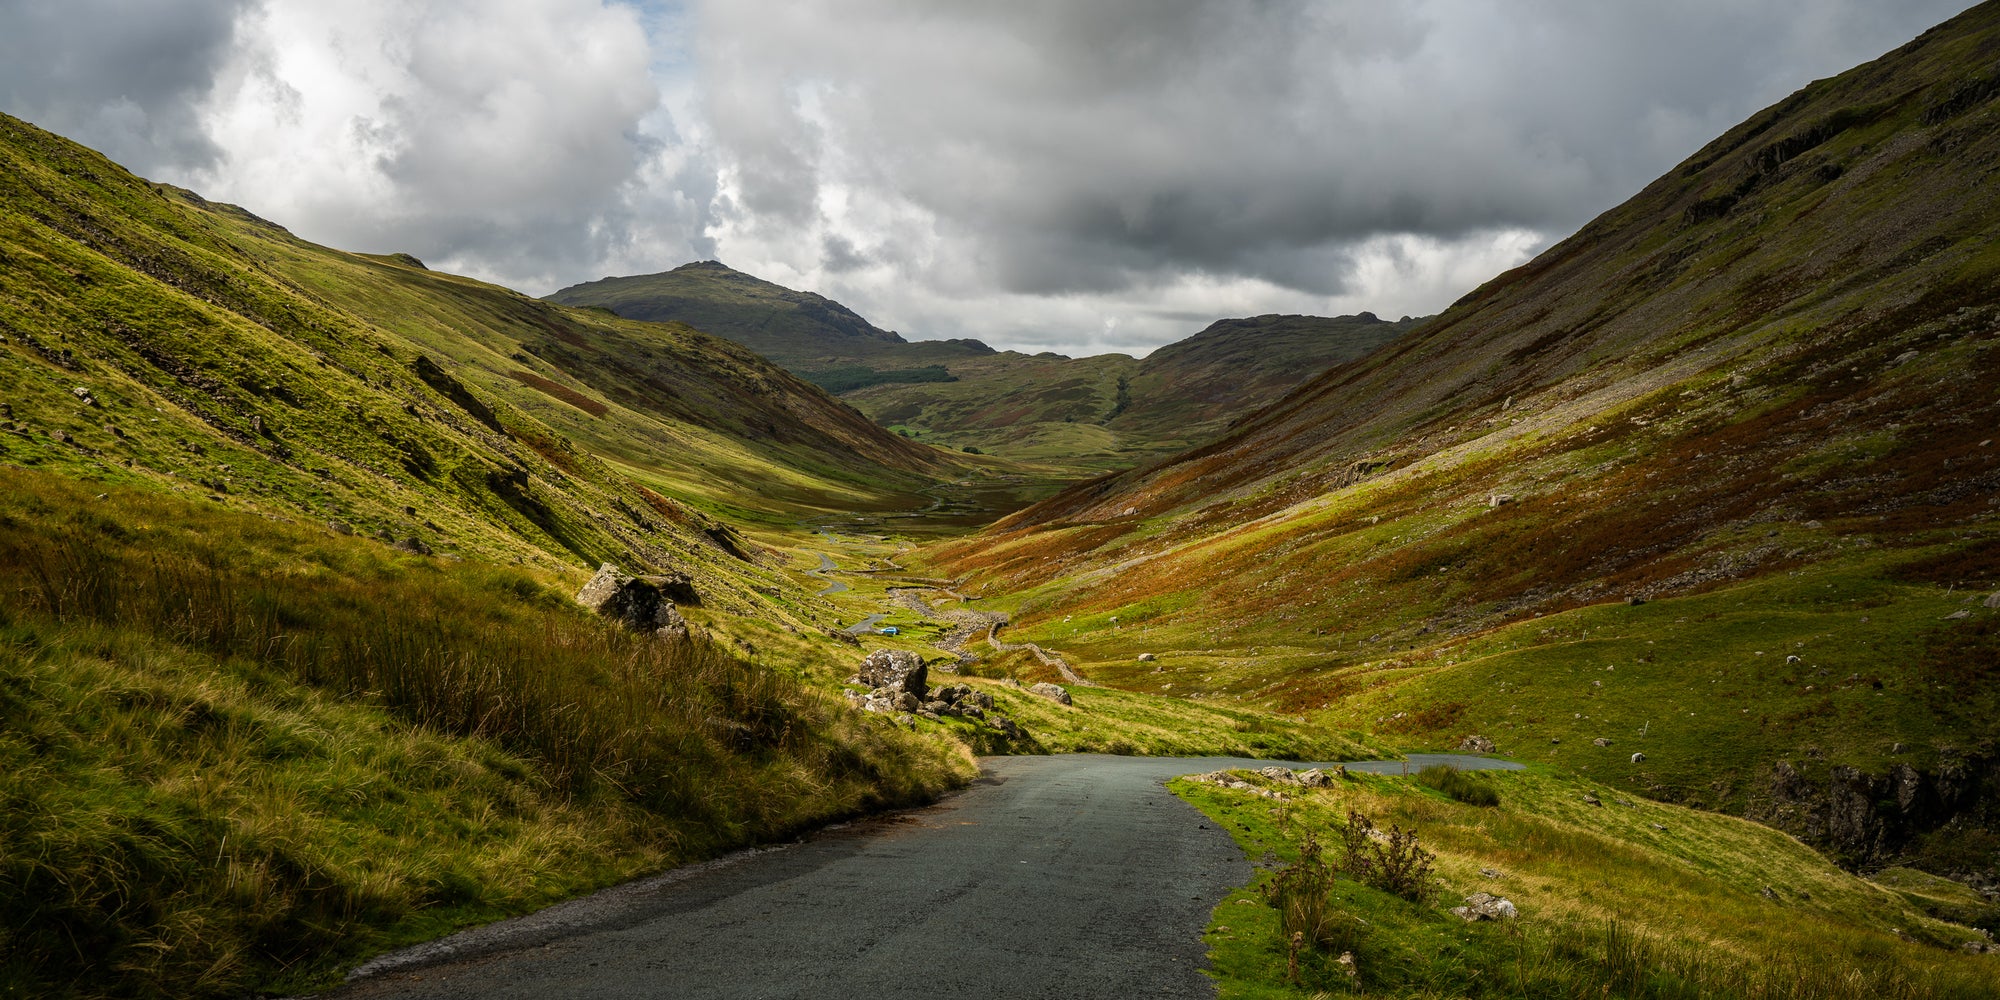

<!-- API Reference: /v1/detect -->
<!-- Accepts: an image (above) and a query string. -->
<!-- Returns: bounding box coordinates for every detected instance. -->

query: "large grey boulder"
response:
[857,649,929,698]
[1029,682,1072,706]
[576,563,692,638]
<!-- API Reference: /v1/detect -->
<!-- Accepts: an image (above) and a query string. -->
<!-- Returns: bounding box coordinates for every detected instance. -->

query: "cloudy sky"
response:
[0,1,1974,356]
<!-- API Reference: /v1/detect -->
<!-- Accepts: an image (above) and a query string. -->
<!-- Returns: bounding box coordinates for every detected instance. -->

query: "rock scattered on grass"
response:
[1451,892,1517,921]
[1457,734,1497,753]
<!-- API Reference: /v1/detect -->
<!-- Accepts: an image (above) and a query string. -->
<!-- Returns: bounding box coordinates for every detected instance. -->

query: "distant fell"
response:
[553,263,1419,471]
[548,260,991,367]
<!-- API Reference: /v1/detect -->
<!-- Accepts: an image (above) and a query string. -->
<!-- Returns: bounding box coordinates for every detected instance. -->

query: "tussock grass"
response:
[0,471,968,998]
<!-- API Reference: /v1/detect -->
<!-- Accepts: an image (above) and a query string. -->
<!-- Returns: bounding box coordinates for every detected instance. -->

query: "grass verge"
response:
[1177,766,1995,998]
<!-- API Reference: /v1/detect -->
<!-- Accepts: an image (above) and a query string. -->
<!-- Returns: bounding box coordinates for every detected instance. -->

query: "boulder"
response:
[989,715,1024,740]
[1457,734,1497,754]
[1583,794,1603,807]
[1295,768,1333,789]
[1137,653,1157,662]
[1030,682,1073,706]
[1450,892,1518,922]
[857,649,929,698]
[1593,737,1612,747]
[576,563,692,636]
[1631,752,1648,764]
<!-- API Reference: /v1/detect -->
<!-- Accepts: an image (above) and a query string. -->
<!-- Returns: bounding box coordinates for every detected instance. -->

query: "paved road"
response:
[318,754,1518,1000]
[806,551,849,596]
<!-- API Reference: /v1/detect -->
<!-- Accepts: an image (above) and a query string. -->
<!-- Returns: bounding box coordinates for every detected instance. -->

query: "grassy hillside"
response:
[0,109,966,609]
[927,3,2000,875]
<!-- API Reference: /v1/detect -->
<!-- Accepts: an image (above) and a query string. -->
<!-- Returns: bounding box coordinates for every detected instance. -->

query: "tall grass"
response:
[1415,764,1500,807]
[0,474,965,998]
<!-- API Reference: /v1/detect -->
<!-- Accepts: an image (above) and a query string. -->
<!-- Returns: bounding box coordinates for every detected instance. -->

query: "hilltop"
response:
[552,263,1419,470]
[929,2,2000,875]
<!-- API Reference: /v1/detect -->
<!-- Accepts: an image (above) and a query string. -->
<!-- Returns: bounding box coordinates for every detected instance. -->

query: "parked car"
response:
[878,626,900,635]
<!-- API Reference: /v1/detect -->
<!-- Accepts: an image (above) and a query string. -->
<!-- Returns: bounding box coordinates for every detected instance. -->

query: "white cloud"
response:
[181,0,712,291]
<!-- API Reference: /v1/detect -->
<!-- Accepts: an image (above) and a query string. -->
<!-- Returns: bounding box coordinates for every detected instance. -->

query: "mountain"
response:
[929,4,2000,870]
[552,263,1420,470]
[548,260,994,372]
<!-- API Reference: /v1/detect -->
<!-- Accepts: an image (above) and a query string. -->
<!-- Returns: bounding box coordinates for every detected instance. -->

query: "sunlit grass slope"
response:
[0,110,951,593]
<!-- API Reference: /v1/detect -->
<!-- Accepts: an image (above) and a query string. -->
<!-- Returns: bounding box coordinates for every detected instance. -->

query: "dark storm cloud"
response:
[0,0,252,171]
[695,0,1973,304]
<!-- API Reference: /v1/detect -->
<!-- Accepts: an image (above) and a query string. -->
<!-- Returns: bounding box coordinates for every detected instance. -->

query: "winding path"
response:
[890,588,1094,686]
[313,754,1520,1000]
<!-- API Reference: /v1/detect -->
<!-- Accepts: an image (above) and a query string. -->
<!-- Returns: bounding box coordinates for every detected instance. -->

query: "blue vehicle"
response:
[878,626,900,635]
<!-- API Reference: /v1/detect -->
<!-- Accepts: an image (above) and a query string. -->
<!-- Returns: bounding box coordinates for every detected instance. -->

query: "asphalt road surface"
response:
[318,754,1518,1000]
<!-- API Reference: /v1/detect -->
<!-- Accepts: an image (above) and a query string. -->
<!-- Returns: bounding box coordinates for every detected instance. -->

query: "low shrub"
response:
[1339,810,1437,904]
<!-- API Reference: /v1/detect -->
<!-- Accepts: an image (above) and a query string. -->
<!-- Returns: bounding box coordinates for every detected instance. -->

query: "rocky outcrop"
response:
[1752,750,2000,869]
[1457,735,1497,754]
[1030,682,1072,706]
[844,651,1023,739]
[576,563,693,639]
[1188,766,1339,799]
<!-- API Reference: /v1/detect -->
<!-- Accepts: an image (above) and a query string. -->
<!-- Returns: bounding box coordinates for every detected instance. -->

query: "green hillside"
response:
[929,3,2000,877]
[0,113,980,997]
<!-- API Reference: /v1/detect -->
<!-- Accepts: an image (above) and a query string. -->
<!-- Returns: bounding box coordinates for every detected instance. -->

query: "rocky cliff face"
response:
[1754,750,1999,890]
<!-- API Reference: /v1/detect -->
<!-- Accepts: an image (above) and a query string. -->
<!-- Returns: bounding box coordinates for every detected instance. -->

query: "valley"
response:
[3,4,2000,999]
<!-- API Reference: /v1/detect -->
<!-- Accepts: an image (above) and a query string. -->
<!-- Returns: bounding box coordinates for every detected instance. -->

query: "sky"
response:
[0,1,1976,357]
